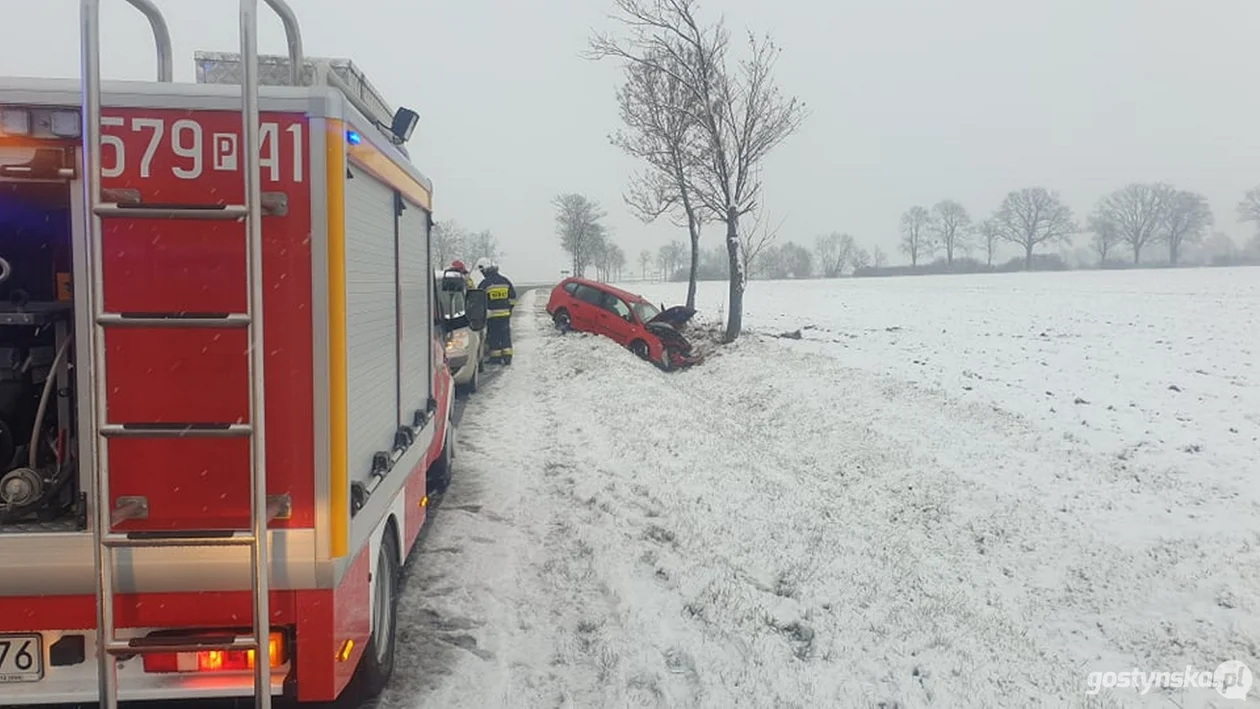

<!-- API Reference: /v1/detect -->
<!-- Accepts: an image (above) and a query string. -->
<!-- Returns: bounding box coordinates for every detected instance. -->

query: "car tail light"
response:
[141,631,287,674]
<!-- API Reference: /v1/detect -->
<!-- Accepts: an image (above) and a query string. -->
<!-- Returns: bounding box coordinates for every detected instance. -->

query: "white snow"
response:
[377,268,1260,709]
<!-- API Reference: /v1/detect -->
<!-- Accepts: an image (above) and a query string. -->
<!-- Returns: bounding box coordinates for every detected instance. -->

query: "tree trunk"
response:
[1133,243,1142,265]
[723,209,744,343]
[1024,242,1034,270]
[1170,240,1179,266]
[686,213,700,310]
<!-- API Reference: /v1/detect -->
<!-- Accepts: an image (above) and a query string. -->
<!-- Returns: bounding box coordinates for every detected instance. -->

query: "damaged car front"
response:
[635,301,703,370]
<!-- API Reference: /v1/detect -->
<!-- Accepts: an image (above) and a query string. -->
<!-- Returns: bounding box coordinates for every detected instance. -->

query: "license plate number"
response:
[0,634,42,682]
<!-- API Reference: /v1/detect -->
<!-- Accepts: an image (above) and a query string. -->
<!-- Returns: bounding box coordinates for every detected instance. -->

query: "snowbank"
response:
[378,275,1260,709]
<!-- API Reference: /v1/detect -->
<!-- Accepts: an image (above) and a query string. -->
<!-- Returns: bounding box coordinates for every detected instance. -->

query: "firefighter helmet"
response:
[474,257,493,273]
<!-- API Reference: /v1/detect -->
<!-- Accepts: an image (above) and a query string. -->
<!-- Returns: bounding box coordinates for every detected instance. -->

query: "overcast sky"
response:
[5,0,1260,282]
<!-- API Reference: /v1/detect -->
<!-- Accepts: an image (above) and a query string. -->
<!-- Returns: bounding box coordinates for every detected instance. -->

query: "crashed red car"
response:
[545,277,701,370]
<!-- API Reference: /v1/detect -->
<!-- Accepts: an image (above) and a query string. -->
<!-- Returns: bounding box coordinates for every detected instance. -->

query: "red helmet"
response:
[450,259,468,273]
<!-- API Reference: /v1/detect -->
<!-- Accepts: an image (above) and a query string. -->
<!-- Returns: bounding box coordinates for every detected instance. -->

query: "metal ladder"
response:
[78,1,303,707]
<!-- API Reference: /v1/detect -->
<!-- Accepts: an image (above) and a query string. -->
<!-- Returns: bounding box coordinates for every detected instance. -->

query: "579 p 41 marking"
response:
[101,115,304,183]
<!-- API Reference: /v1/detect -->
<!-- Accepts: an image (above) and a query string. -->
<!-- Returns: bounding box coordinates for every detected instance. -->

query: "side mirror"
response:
[465,289,488,332]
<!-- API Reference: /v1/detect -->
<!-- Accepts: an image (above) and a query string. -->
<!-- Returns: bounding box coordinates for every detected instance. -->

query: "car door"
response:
[596,291,637,345]
[568,284,604,333]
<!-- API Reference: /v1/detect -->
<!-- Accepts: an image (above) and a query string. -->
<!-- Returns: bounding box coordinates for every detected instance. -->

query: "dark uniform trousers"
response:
[481,273,517,361]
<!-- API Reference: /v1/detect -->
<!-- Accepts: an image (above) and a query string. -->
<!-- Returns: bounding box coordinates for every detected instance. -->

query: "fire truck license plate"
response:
[0,634,43,682]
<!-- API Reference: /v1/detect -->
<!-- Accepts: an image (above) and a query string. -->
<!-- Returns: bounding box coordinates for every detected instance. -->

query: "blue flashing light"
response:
[346,130,362,146]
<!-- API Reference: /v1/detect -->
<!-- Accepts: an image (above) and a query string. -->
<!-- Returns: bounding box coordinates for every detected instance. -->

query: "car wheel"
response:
[630,340,650,361]
[347,529,399,702]
[554,309,572,333]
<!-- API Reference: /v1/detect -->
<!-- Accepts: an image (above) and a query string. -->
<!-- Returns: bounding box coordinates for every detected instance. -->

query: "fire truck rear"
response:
[0,1,473,706]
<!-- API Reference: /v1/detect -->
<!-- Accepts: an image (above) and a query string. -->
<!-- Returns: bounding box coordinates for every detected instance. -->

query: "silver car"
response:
[436,269,489,394]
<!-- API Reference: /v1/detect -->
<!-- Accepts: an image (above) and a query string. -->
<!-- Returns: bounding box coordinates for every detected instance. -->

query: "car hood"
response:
[647,305,696,328]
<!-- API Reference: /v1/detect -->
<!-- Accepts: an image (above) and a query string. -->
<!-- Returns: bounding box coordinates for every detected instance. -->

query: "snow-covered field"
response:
[377,268,1260,709]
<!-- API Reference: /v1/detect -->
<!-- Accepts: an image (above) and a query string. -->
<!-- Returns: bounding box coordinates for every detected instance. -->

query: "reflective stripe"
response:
[488,309,512,318]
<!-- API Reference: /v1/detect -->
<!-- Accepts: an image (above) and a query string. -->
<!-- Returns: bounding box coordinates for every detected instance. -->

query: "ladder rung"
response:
[105,635,258,656]
[103,531,257,549]
[94,203,249,220]
[100,423,252,438]
[97,313,251,329]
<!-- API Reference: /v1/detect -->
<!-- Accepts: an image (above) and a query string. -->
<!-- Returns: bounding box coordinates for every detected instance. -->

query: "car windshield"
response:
[630,301,660,323]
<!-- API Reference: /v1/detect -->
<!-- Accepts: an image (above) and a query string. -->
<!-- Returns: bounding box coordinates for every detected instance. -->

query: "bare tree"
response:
[899,206,932,266]
[466,229,499,264]
[591,0,807,342]
[612,47,708,307]
[851,247,871,271]
[553,193,608,277]
[1094,183,1169,265]
[432,220,467,269]
[638,249,652,278]
[1087,214,1121,264]
[991,187,1076,269]
[815,232,856,277]
[740,209,783,280]
[593,242,628,281]
[1160,189,1212,265]
[871,245,888,268]
[976,219,1000,266]
[658,240,685,279]
[930,200,971,265]
[775,241,813,278]
[1238,187,1260,231]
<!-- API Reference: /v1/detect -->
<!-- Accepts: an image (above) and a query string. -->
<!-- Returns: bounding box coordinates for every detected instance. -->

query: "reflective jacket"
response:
[480,271,517,317]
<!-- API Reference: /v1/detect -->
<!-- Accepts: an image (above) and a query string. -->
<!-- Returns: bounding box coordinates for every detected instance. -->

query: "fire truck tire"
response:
[351,528,400,701]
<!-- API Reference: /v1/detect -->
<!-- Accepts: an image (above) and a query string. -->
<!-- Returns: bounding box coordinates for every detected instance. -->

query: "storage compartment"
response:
[0,180,82,531]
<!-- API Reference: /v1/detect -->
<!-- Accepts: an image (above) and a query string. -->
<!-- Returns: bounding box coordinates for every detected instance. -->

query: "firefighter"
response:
[476,257,516,364]
[450,259,476,289]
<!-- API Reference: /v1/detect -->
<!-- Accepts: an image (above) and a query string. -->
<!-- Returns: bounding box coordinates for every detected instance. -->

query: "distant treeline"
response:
[646,240,1259,283]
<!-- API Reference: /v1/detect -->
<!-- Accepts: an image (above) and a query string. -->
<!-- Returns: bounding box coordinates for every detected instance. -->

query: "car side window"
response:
[573,285,603,305]
[602,293,634,321]
[563,282,579,295]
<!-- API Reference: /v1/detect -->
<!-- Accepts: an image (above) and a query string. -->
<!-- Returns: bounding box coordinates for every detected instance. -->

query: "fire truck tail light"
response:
[141,631,287,674]
[49,110,81,138]
[0,108,31,136]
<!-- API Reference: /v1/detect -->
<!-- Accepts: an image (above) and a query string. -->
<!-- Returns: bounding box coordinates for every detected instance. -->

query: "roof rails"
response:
[118,0,304,85]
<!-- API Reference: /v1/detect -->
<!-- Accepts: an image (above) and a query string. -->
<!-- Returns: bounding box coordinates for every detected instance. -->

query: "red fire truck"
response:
[0,1,485,706]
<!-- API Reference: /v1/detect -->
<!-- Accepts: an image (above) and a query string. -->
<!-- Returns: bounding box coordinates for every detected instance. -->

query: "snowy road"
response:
[374,281,1260,709]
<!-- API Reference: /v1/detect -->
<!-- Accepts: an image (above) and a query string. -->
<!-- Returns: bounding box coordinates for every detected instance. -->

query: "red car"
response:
[545,277,701,370]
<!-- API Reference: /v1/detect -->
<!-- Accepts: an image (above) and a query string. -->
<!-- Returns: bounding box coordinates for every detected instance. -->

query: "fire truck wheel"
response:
[355,529,400,699]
